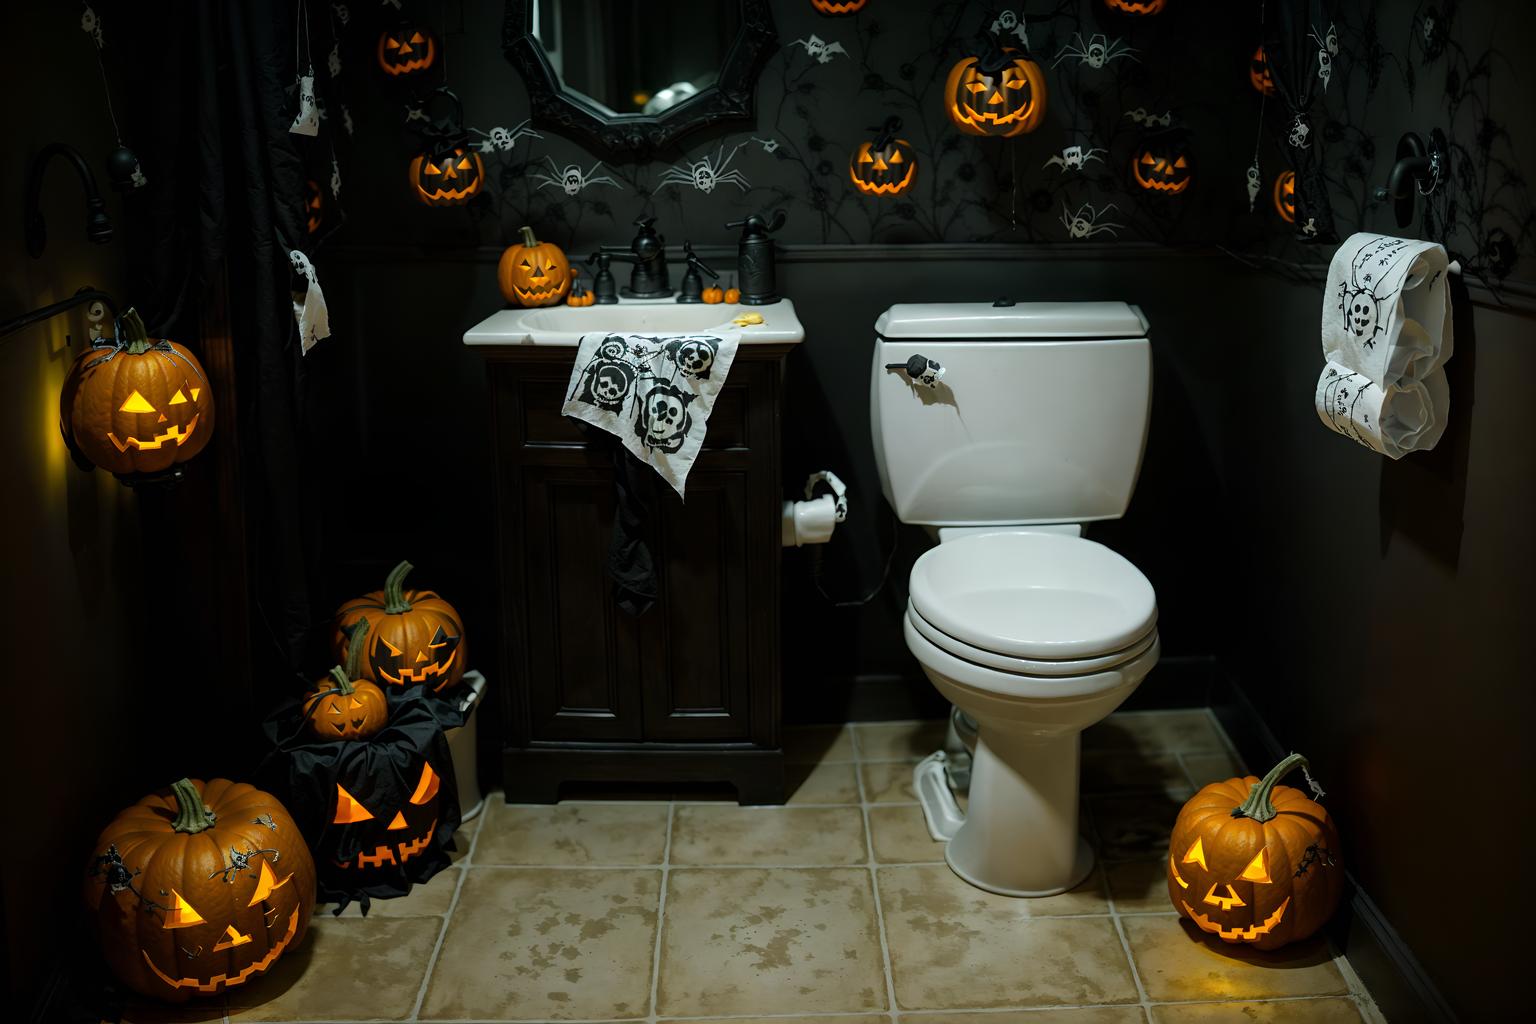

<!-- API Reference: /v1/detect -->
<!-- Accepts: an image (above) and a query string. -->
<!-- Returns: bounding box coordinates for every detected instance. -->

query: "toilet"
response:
[871,301,1160,898]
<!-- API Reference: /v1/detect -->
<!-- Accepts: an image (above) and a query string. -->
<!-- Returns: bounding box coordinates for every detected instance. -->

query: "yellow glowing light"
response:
[1182,836,1207,870]
[169,389,188,405]
[1169,855,1188,889]
[410,762,441,804]
[381,638,402,656]
[190,387,201,401]
[120,390,156,413]
[1239,849,1271,883]
[1202,883,1246,911]
[212,924,254,951]
[246,859,294,906]
[163,890,207,929]
[333,784,374,824]
[387,811,409,830]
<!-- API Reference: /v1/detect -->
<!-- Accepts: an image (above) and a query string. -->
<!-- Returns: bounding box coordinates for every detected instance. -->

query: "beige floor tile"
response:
[421,866,660,1020]
[853,719,949,761]
[868,804,945,863]
[1082,751,1192,796]
[785,723,856,763]
[119,1003,227,1023]
[227,916,439,1020]
[1150,998,1364,1023]
[319,864,462,918]
[446,818,477,864]
[475,800,670,865]
[1084,710,1226,756]
[1123,914,1349,1002]
[663,1018,889,1024]
[861,761,969,807]
[1090,791,1192,862]
[657,867,886,1016]
[786,759,861,804]
[880,864,1131,1010]
[906,1009,1146,1024]
[1180,750,1249,790]
[1106,858,1178,914]
[670,805,867,865]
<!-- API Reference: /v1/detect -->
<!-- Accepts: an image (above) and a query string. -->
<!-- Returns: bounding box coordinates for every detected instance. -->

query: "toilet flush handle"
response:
[885,353,946,388]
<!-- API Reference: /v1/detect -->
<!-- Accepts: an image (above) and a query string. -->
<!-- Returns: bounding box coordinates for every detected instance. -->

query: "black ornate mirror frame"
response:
[502,0,777,156]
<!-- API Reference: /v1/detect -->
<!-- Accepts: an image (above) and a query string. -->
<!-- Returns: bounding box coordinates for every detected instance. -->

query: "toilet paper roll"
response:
[1323,233,1452,385]
[1315,360,1449,459]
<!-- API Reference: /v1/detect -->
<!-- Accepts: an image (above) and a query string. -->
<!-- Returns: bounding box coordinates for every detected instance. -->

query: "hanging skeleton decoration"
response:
[532,157,619,196]
[1310,23,1339,92]
[1246,162,1263,212]
[1060,201,1123,239]
[1288,115,1311,149]
[331,4,349,26]
[1052,33,1138,70]
[656,142,751,194]
[80,5,105,48]
[990,10,1029,47]
[788,34,849,64]
[1044,145,1106,174]
[328,43,342,78]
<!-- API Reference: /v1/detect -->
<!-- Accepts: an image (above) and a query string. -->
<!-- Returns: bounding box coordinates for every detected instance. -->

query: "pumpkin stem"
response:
[382,561,415,614]
[1232,752,1311,823]
[119,307,152,355]
[343,615,370,680]
[169,778,217,833]
[519,225,538,248]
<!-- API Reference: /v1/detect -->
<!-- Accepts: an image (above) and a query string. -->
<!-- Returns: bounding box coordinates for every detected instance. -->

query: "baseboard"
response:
[1211,677,1459,1024]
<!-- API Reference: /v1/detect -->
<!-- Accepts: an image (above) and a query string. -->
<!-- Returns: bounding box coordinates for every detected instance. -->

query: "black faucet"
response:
[725,209,786,305]
[676,243,719,303]
[585,252,619,304]
[595,216,671,299]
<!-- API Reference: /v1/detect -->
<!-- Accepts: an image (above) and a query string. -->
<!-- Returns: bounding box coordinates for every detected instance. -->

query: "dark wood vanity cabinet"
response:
[486,345,791,804]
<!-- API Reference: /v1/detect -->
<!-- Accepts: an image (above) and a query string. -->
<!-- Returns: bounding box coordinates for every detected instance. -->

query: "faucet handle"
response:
[724,209,786,236]
[683,242,719,280]
[633,215,657,230]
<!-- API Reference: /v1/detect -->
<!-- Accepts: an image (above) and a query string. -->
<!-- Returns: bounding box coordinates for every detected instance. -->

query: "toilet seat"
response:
[908,532,1157,661]
[906,601,1158,677]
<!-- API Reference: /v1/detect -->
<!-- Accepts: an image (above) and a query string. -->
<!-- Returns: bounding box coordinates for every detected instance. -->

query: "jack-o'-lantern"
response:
[329,760,444,872]
[1250,45,1277,95]
[810,0,867,13]
[304,180,323,234]
[1103,0,1167,13]
[84,778,315,1001]
[1131,131,1194,194]
[850,119,917,197]
[334,561,467,695]
[498,226,572,306]
[944,48,1047,137]
[305,617,389,741]
[59,308,215,479]
[1273,169,1296,222]
[377,22,438,77]
[1167,753,1343,950]
[409,145,484,206]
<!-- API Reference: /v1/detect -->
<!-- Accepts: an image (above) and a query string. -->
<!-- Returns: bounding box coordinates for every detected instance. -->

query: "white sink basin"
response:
[463,297,804,347]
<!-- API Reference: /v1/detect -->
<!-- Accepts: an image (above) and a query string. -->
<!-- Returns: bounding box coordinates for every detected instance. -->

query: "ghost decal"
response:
[634,383,695,454]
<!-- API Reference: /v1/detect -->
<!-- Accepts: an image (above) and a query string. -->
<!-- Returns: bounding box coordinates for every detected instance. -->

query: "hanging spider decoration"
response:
[472,120,541,154]
[533,158,620,197]
[656,142,751,195]
[1052,33,1139,70]
[1309,23,1339,92]
[1043,145,1106,174]
[209,846,281,884]
[1060,201,1123,239]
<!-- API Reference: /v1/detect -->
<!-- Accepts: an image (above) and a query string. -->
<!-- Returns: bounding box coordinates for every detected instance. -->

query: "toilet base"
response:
[946,835,1095,899]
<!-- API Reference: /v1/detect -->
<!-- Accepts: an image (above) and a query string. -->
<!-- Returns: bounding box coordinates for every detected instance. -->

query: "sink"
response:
[463,297,804,347]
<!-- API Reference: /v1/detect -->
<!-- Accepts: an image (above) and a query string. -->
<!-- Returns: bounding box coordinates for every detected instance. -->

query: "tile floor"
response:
[124,710,1385,1023]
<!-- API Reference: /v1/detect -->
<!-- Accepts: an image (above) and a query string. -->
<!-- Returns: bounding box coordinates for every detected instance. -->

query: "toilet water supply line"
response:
[782,470,848,547]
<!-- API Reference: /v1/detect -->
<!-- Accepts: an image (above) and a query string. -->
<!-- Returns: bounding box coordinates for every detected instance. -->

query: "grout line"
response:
[1088,798,1157,1020]
[405,798,489,1021]
[645,801,675,1024]
[854,743,901,1023]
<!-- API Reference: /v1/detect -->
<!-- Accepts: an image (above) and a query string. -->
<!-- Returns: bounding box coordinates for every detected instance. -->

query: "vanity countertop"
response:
[463,297,804,348]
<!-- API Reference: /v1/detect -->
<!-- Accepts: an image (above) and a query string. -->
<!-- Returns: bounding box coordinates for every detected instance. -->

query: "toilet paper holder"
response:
[1374,128,1446,228]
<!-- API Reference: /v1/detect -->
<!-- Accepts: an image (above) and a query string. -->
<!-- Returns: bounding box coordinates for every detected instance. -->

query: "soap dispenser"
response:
[724,209,786,305]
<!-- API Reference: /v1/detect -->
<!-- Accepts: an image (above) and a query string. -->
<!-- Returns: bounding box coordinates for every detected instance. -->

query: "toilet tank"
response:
[871,301,1151,527]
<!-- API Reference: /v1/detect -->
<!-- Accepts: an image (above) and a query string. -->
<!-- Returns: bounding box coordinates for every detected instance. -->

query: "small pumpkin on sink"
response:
[566,268,595,307]
[723,278,741,304]
[701,283,724,304]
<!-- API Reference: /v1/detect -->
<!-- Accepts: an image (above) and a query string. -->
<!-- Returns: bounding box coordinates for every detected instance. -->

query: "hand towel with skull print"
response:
[562,330,741,497]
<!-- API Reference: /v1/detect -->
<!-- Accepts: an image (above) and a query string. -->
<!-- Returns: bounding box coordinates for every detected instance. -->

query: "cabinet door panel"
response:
[522,467,644,741]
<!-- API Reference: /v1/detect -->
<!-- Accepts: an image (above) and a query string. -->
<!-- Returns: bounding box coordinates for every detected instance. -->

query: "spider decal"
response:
[1060,201,1123,240]
[656,143,751,195]
[209,846,281,884]
[532,157,619,196]
[1052,33,1138,70]
[1044,145,1106,174]
[474,120,541,154]
[1336,247,1397,349]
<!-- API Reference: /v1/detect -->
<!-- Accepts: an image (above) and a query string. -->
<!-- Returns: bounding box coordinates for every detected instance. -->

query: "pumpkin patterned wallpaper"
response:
[302,0,1533,286]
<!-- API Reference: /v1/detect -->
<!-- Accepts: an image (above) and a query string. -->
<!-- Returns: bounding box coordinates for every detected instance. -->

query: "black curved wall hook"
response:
[24,142,114,258]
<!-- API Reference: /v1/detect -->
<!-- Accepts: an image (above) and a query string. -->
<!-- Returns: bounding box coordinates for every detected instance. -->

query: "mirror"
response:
[504,0,776,155]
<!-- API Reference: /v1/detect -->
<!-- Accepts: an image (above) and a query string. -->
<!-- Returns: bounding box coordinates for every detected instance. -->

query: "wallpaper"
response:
[291,0,1532,285]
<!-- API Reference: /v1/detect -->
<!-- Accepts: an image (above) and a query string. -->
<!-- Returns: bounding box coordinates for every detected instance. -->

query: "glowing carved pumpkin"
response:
[1273,169,1296,222]
[330,760,445,872]
[377,22,438,77]
[1167,753,1343,950]
[1103,0,1167,13]
[498,225,572,307]
[408,145,484,206]
[1131,132,1194,194]
[1250,45,1277,96]
[849,125,917,197]
[305,617,389,741]
[84,778,316,1001]
[333,560,467,695]
[59,308,215,479]
[810,0,868,13]
[944,49,1047,137]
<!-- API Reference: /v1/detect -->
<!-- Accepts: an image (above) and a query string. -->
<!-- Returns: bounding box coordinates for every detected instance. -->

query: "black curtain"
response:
[1266,0,1339,242]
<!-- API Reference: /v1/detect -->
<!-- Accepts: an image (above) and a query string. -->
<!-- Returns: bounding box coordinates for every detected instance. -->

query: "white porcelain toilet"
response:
[870,301,1160,898]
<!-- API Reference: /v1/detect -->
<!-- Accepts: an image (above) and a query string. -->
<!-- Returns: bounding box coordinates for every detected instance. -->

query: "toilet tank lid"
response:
[876,301,1148,340]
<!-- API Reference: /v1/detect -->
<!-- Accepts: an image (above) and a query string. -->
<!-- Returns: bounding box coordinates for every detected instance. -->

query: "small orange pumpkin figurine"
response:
[723,277,741,304]
[499,226,571,307]
[304,617,389,741]
[566,268,596,307]
[701,283,724,304]
[1167,753,1343,950]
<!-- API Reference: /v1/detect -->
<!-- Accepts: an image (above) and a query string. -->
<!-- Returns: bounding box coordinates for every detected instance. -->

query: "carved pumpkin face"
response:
[409,146,484,206]
[498,226,572,307]
[1131,133,1194,194]
[304,180,323,234]
[334,561,468,695]
[1167,755,1343,950]
[1273,169,1296,222]
[330,762,443,871]
[84,779,316,1002]
[1250,45,1277,95]
[810,0,868,13]
[944,52,1047,137]
[59,311,215,478]
[849,137,916,196]
[377,23,437,77]
[1103,0,1167,12]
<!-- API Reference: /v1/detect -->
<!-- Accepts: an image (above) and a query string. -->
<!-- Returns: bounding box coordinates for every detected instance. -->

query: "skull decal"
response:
[581,360,637,411]
[665,337,719,380]
[634,383,695,454]
[1342,291,1379,341]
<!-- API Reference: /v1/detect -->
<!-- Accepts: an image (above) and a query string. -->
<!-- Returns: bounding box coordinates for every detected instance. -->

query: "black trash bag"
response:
[257,687,464,914]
